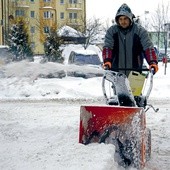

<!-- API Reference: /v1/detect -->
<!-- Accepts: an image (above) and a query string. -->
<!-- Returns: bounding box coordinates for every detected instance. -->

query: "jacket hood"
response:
[115,3,134,25]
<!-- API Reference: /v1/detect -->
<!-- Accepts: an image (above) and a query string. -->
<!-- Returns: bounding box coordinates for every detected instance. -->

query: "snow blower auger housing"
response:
[79,69,158,169]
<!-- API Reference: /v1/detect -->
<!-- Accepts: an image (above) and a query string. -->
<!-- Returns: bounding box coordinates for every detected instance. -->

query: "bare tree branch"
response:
[151,2,170,50]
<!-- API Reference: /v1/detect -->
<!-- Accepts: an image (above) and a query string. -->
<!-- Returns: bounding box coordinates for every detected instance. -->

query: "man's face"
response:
[118,16,130,28]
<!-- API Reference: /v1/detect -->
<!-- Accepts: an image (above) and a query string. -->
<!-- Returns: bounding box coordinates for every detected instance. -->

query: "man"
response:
[102,3,158,76]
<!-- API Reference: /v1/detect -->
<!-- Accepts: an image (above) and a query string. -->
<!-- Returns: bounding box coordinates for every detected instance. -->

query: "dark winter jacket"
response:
[102,4,158,76]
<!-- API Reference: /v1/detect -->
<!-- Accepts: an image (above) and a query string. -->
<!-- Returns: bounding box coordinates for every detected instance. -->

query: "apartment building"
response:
[0,1,10,45]
[0,0,86,55]
[0,1,2,44]
[149,23,170,52]
[165,23,170,49]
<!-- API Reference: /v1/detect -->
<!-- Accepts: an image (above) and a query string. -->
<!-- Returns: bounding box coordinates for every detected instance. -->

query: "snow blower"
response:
[79,69,158,169]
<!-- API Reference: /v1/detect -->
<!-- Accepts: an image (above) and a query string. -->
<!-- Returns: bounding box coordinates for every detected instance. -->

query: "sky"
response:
[86,0,170,25]
[0,44,170,169]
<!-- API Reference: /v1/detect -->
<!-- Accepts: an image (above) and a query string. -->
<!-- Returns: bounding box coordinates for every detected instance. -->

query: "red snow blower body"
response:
[79,70,158,169]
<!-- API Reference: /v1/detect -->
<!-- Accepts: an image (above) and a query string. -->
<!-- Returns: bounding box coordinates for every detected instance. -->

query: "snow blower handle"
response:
[102,70,136,106]
[103,64,110,70]
[145,68,154,100]
[144,68,159,112]
[102,70,118,104]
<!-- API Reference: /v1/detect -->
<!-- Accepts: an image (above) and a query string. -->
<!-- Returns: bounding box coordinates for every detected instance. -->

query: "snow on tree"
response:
[44,28,64,63]
[71,18,103,49]
[8,19,33,61]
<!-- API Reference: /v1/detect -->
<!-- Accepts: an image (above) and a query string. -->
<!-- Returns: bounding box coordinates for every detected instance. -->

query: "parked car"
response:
[0,45,13,64]
[68,49,101,66]
[67,49,103,78]
[158,52,170,62]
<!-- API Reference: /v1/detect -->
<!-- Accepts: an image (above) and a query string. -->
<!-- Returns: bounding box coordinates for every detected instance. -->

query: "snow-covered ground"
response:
[0,46,170,169]
[0,100,169,170]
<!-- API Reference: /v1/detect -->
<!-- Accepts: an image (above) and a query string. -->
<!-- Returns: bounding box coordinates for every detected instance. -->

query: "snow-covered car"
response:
[67,49,103,78]
[68,49,102,66]
[0,45,13,64]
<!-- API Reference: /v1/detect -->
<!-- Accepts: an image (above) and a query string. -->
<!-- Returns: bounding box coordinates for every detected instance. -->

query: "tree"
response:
[84,18,103,49]
[73,18,103,49]
[8,19,33,61]
[44,27,64,63]
[151,2,170,50]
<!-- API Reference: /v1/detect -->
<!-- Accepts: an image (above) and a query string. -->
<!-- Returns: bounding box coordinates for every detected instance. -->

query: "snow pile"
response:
[0,59,170,100]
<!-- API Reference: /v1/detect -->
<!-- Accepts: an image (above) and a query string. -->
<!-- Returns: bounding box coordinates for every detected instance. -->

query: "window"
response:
[69,0,77,4]
[30,42,35,50]
[44,26,50,33]
[30,0,34,2]
[30,11,35,18]
[169,33,170,39]
[30,26,35,33]
[74,54,101,65]
[44,11,51,18]
[60,12,64,19]
[44,0,51,2]
[15,10,25,16]
[69,13,77,19]
[60,0,64,4]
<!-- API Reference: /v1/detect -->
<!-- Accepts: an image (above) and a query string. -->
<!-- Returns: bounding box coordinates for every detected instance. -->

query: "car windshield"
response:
[74,54,101,65]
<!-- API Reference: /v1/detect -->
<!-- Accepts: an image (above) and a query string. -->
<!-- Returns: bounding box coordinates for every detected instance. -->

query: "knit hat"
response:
[115,4,134,24]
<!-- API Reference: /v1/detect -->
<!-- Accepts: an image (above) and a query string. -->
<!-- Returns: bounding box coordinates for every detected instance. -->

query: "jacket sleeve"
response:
[102,47,112,63]
[102,26,115,63]
[145,48,158,64]
[138,26,158,64]
[104,25,115,49]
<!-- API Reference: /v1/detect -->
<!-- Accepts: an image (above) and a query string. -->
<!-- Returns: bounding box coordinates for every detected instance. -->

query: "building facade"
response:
[149,32,165,49]
[0,0,86,55]
[149,23,170,54]
[164,23,170,49]
[0,0,10,45]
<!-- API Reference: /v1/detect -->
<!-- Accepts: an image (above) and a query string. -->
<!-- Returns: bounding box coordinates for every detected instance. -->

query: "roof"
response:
[58,25,83,37]
[0,45,9,49]
[72,49,98,55]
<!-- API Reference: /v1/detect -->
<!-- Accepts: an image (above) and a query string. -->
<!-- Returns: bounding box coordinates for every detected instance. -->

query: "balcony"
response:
[12,1,30,8]
[67,19,82,26]
[66,3,82,11]
[39,1,55,9]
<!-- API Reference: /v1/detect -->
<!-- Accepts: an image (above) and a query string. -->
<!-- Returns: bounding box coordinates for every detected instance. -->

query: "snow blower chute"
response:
[79,69,158,169]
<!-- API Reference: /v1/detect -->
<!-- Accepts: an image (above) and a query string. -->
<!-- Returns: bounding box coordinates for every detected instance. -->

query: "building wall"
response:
[166,23,170,48]
[57,0,86,30]
[5,0,86,55]
[149,29,170,53]
[0,1,2,44]
[0,0,10,45]
[149,32,165,49]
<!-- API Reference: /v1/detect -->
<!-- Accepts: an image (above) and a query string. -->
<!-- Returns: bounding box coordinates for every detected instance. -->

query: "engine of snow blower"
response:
[79,69,158,169]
